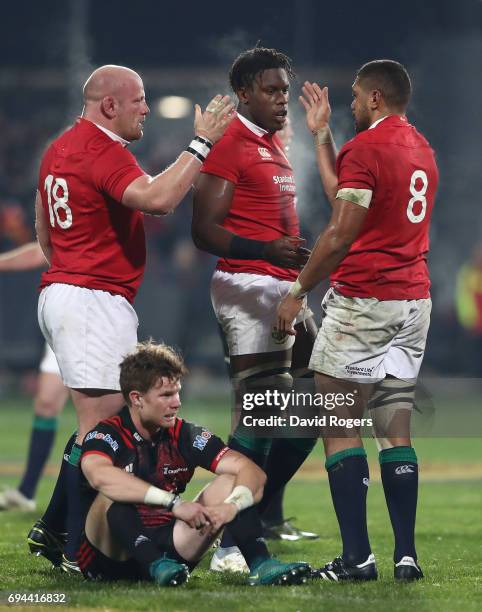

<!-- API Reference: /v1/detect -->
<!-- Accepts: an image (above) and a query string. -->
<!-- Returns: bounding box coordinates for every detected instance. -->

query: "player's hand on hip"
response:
[264,236,310,268]
[172,501,212,530]
[194,95,235,144]
[276,294,303,336]
[299,82,331,132]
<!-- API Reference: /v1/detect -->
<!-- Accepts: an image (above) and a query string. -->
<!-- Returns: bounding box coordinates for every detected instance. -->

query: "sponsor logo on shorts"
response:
[125,463,133,473]
[193,429,212,451]
[84,430,119,452]
[345,365,374,377]
[395,465,414,475]
[271,327,288,344]
[258,147,272,160]
[363,477,370,487]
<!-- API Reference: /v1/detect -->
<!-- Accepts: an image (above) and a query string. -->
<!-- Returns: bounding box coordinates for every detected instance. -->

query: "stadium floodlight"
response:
[157,96,192,119]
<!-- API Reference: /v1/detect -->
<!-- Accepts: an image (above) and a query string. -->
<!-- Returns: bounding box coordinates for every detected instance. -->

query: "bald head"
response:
[82,64,149,142]
[83,65,142,104]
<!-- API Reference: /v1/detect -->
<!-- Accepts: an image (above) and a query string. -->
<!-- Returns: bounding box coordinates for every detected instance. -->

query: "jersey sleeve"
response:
[92,142,145,202]
[200,134,242,185]
[178,421,230,473]
[81,423,123,464]
[336,142,377,208]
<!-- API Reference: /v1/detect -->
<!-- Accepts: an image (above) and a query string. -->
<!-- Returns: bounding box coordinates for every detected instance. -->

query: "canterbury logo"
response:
[363,477,369,487]
[258,147,272,159]
[395,465,414,475]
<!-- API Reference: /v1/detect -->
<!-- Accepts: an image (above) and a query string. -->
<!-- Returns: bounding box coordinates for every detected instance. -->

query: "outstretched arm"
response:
[122,95,235,215]
[0,241,47,272]
[300,82,338,205]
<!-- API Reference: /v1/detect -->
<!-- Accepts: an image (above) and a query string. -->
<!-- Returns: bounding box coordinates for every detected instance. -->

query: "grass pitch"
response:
[0,397,481,611]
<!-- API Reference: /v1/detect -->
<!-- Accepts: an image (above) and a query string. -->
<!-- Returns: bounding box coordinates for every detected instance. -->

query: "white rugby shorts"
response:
[309,287,431,383]
[38,283,138,390]
[211,270,313,356]
[39,342,60,376]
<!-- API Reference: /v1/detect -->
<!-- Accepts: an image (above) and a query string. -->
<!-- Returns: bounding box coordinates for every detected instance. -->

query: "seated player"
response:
[78,341,311,586]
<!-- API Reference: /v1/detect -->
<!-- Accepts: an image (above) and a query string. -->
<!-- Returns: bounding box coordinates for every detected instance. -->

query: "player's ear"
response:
[129,390,142,408]
[368,89,382,110]
[237,87,249,105]
[101,95,117,118]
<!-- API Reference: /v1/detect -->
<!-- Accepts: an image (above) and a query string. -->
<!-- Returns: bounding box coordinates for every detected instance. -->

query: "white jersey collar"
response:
[369,115,390,130]
[237,113,268,137]
[91,121,130,147]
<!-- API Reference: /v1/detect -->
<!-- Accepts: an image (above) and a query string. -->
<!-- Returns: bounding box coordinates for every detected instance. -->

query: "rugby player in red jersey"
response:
[29,64,234,570]
[277,60,438,581]
[192,48,318,571]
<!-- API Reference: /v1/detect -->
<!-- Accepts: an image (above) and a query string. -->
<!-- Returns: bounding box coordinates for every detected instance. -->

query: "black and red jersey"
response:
[80,406,229,526]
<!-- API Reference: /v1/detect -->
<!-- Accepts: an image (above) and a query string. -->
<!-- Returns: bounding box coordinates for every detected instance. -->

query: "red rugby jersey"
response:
[38,118,146,303]
[200,115,300,281]
[331,115,439,300]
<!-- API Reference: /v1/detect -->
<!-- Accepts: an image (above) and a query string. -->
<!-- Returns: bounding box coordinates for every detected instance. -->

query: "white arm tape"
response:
[144,485,175,507]
[289,278,308,300]
[336,187,373,209]
[223,485,254,513]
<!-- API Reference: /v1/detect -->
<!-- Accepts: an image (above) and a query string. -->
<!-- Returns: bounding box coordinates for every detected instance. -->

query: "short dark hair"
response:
[119,340,187,403]
[356,60,411,110]
[229,47,294,92]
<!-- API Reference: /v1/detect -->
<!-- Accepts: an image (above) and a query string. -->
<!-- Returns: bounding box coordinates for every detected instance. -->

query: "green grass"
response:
[1,397,481,611]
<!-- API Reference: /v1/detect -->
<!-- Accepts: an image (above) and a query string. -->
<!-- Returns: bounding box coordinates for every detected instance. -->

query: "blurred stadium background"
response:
[1,0,482,390]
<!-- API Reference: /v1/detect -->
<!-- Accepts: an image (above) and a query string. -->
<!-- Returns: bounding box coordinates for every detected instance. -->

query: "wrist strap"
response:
[289,278,308,299]
[194,135,213,149]
[224,485,254,514]
[144,485,176,508]
[312,126,334,146]
[185,138,211,163]
[229,235,266,259]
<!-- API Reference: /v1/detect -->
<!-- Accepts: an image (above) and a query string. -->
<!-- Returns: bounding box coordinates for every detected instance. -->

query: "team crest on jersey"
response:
[258,147,272,160]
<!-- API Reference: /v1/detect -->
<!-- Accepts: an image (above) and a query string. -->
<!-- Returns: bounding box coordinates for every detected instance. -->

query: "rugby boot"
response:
[210,545,249,573]
[263,518,319,541]
[149,557,190,587]
[394,556,424,581]
[0,488,36,512]
[248,558,311,586]
[60,554,81,574]
[313,554,378,582]
[27,519,66,566]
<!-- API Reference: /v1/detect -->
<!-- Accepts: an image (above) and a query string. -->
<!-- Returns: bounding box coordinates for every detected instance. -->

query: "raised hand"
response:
[299,82,331,133]
[194,95,236,144]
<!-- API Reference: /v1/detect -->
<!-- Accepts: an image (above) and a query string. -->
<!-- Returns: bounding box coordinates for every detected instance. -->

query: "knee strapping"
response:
[369,378,415,451]
[233,369,294,456]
